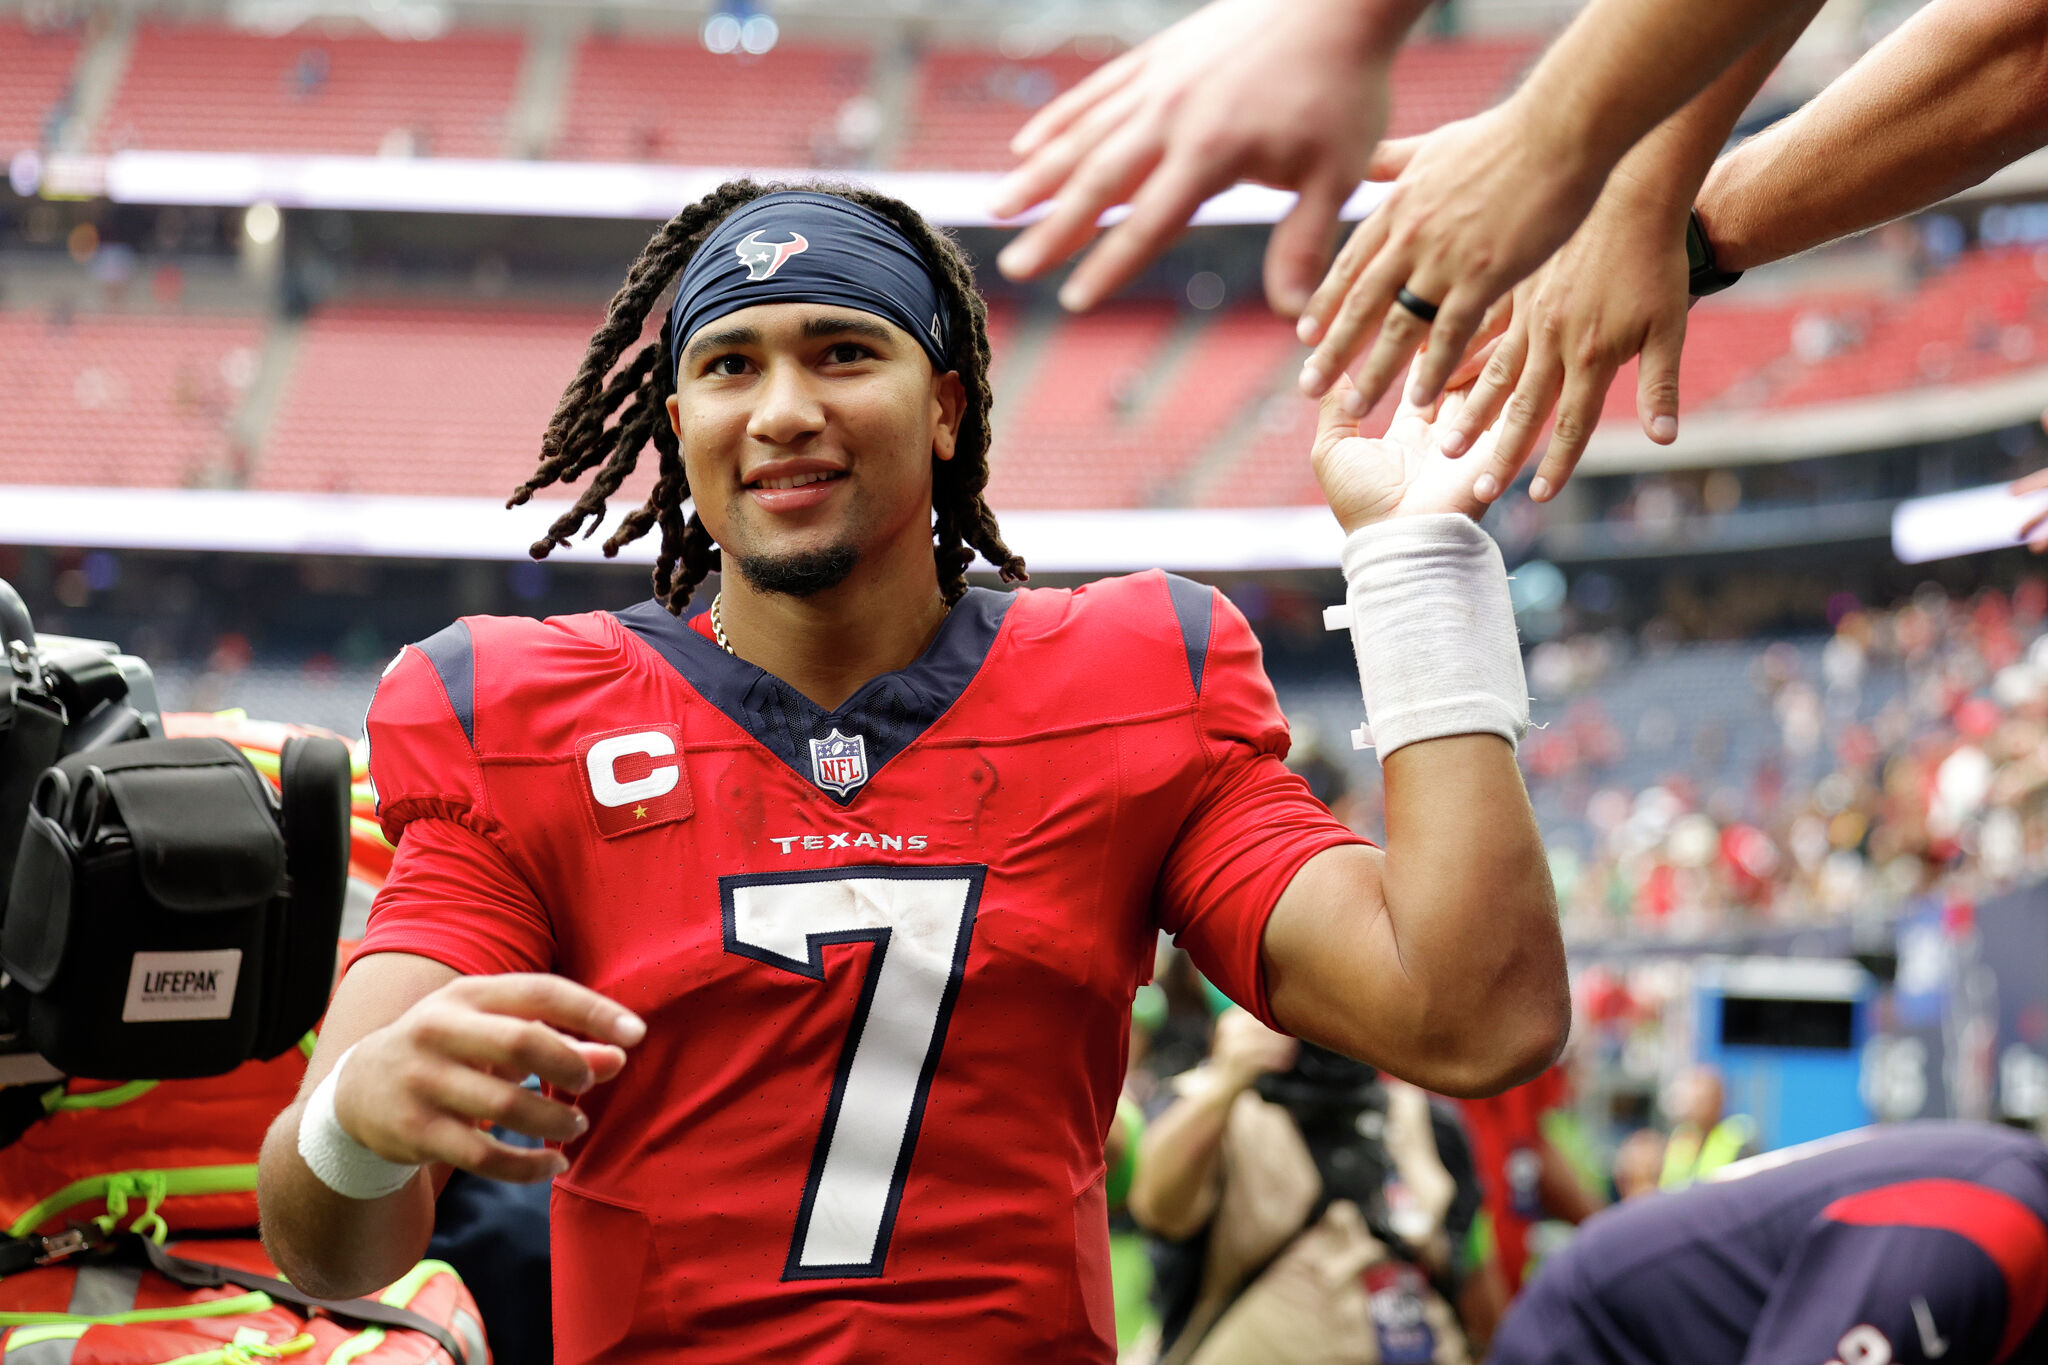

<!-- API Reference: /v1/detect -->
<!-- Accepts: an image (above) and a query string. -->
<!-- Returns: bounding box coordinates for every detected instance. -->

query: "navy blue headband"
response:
[666,192,954,376]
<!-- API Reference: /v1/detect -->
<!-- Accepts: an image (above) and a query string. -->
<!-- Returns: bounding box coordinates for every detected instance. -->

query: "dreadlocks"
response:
[510,178,1026,612]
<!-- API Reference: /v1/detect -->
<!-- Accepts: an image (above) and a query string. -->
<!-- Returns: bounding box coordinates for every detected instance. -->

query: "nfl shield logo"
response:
[809,727,869,797]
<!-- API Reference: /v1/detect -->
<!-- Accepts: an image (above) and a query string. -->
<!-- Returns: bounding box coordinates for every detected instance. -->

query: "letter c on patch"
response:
[586,731,680,808]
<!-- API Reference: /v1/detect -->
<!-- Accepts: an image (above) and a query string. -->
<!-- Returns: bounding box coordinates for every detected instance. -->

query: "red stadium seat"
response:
[985,302,1180,509]
[896,47,1105,172]
[555,35,872,167]
[1383,36,1544,139]
[98,23,524,158]
[254,304,604,497]
[0,308,264,488]
[0,19,81,156]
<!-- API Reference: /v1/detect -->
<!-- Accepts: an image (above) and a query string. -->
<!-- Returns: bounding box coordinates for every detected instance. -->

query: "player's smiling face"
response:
[667,302,965,596]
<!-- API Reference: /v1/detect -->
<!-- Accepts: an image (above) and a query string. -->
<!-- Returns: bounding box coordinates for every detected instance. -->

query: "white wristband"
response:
[1331,513,1529,761]
[297,1043,422,1201]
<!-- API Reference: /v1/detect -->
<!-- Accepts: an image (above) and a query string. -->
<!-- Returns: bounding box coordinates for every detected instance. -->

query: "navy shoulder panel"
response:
[412,620,477,747]
[1162,574,1214,697]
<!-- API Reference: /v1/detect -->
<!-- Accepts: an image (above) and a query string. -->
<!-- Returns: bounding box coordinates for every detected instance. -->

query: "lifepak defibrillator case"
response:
[0,735,349,1079]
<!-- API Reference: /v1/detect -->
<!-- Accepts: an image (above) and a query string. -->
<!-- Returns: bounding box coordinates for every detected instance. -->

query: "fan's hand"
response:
[992,0,1402,315]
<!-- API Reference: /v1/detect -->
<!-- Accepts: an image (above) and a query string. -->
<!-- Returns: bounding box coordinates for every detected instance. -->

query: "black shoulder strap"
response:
[136,1236,470,1363]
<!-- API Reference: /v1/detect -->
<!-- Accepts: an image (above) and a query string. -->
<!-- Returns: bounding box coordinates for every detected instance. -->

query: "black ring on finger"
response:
[1394,287,1440,324]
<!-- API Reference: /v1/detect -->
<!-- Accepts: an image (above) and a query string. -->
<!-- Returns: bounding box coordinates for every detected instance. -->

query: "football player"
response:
[1492,1122,2048,1365]
[257,180,1565,1363]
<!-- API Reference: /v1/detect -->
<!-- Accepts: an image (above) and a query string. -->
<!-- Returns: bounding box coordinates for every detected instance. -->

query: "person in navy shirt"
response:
[1493,1122,2048,1365]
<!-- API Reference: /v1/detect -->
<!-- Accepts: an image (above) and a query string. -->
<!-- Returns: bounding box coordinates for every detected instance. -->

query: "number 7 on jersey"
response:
[719,864,985,1280]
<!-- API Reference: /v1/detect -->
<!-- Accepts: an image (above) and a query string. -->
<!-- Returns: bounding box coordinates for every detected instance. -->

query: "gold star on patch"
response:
[633,804,649,819]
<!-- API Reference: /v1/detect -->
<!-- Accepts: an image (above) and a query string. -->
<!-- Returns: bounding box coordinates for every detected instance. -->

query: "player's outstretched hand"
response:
[1434,174,1693,505]
[1297,100,1612,421]
[334,973,645,1184]
[1312,363,1497,533]
[991,0,1405,315]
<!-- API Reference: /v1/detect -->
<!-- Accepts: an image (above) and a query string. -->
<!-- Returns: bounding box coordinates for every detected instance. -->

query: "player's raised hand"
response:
[1312,363,1496,533]
[1434,173,1693,505]
[1297,99,1613,421]
[991,0,1414,315]
[334,973,645,1184]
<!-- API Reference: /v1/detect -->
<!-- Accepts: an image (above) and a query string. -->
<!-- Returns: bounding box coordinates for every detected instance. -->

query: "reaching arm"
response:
[1258,378,1567,1098]
[1430,0,1824,502]
[1263,745,1560,1096]
[258,954,641,1300]
[992,0,1431,314]
[258,953,457,1299]
[1699,0,2048,273]
[1298,0,1824,416]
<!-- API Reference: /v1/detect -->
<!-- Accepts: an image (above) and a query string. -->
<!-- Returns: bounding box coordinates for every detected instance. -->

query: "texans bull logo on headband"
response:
[667,192,952,375]
[735,230,810,282]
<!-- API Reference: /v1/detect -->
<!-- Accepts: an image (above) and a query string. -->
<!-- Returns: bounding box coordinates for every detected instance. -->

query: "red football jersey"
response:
[355,571,1363,1363]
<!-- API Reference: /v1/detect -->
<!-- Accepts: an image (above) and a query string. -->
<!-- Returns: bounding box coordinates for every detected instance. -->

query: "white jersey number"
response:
[720,864,985,1279]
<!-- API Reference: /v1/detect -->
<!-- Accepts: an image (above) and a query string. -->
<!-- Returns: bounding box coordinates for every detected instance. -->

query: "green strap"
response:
[158,1331,317,1365]
[42,1082,159,1115]
[322,1259,459,1365]
[0,1290,275,1329]
[4,1321,90,1348]
[8,1166,259,1241]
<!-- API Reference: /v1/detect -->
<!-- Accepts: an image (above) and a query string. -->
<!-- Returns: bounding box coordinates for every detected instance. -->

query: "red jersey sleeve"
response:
[352,629,554,977]
[354,818,553,976]
[1155,585,1368,1029]
[363,634,487,843]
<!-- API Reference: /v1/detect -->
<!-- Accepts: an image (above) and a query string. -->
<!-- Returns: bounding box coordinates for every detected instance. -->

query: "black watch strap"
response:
[1686,209,1743,297]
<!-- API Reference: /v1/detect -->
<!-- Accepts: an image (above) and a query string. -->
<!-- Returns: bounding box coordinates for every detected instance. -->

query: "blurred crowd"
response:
[1296,577,2048,944]
[1536,579,2048,940]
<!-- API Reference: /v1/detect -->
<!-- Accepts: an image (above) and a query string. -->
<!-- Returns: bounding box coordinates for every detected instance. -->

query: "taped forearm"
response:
[257,1096,436,1302]
[1331,515,1528,761]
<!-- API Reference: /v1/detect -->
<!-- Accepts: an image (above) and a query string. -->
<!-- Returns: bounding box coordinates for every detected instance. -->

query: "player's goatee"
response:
[736,543,861,597]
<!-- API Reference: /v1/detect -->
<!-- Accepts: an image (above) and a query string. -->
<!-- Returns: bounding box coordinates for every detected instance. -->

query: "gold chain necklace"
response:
[709,592,735,656]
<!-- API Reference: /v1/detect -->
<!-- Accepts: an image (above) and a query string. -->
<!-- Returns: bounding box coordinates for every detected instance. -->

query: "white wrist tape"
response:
[298,1043,421,1200]
[1326,513,1529,761]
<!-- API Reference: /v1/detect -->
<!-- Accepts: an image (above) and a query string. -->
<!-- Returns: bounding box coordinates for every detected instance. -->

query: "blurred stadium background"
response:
[7,0,2048,1311]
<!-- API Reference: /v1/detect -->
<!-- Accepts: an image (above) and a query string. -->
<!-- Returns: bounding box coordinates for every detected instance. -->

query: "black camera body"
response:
[0,578,349,1081]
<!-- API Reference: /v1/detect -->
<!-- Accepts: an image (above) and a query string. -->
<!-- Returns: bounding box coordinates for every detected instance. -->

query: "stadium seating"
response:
[0,19,81,155]
[16,242,2046,510]
[254,305,600,497]
[555,35,872,167]
[985,302,1181,509]
[896,47,1102,172]
[1382,35,1543,139]
[1766,247,2048,407]
[0,307,263,488]
[97,24,524,158]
